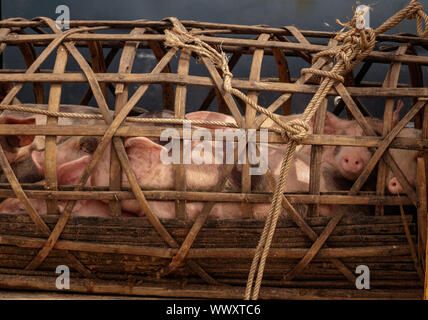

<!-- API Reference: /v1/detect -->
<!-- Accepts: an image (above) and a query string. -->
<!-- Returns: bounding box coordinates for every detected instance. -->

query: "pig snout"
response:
[339,154,364,176]
[333,146,371,181]
[387,176,404,194]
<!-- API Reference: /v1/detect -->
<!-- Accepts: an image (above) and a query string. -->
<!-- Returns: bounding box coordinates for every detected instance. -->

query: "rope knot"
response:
[301,67,345,83]
[407,1,424,19]
[279,119,310,143]
[408,1,428,37]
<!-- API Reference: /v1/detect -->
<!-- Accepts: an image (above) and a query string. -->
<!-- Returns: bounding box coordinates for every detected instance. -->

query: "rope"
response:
[162,1,428,300]
[0,103,241,129]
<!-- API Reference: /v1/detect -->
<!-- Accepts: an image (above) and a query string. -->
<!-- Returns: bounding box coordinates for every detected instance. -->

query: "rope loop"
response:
[406,0,426,32]
[280,119,310,143]
[301,68,345,83]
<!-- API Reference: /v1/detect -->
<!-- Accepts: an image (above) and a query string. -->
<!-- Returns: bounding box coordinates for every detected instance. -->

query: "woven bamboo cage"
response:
[0,2,427,300]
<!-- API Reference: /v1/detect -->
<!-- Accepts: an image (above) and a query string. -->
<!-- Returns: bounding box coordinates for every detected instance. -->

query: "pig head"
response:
[51,137,242,219]
[386,127,422,194]
[0,136,100,184]
[0,155,134,217]
[0,105,105,165]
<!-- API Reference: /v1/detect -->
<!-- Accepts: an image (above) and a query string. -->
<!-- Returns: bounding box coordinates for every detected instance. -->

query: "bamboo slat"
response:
[109,27,145,217]
[0,234,413,260]
[174,48,191,219]
[242,33,270,218]
[1,18,427,46]
[16,35,45,104]
[45,46,68,215]
[375,44,407,216]
[2,72,428,98]
[416,158,427,287]
[308,98,327,217]
[0,272,421,299]
[0,123,426,150]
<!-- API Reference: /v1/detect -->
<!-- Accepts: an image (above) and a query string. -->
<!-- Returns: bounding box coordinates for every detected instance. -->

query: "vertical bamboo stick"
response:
[241,33,269,218]
[87,39,107,100]
[307,98,327,217]
[110,28,145,217]
[80,47,120,105]
[174,48,191,219]
[0,28,12,57]
[17,40,45,104]
[147,40,175,110]
[425,242,428,299]
[272,47,291,115]
[407,45,424,129]
[376,45,407,216]
[276,26,312,114]
[45,46,68,215]
[416,158,427,276]
[421,99,428,285]
[422,94,428,229]
[213,89,227,114]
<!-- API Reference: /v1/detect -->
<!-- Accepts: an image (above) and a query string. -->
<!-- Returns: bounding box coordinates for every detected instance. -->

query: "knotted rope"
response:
[163,0,427,300]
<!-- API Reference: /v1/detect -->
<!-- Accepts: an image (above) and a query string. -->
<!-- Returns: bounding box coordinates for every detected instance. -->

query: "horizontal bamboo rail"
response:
[0,189,414,205]
[0,124,425,150]
[0,69,414,88]
[1,19,428,46]
[1,73,428,97]
[0,273,421,299]
[0,234,412,260]
[1,33,428,65]
[0,211,411,227]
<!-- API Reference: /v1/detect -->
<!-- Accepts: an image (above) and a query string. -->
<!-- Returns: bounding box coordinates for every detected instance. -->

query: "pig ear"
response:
[57,155,91,186]
[323,112,346,134]
[31,150,45,175]
[185,111,236,129]
[392,99,403,128]
[2,117,36,147]
[124,137,165,169]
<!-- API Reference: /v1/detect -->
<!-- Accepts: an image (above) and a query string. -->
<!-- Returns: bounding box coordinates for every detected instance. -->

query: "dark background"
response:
[2,0,427,118]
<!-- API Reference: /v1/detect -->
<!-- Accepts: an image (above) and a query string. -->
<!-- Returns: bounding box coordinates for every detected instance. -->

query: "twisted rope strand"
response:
[0,103,240,129]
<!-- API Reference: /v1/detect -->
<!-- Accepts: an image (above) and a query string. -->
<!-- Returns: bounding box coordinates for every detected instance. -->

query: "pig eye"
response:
[5,136,18,149]
[80,137,98,153]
